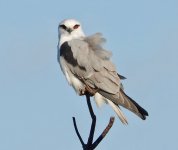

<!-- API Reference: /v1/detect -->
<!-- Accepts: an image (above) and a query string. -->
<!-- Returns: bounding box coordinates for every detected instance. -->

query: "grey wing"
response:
[59,38,148,120]
[60,40,120,94]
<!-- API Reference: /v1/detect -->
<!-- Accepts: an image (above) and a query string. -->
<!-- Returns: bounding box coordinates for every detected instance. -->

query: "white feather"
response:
[94,93,107,107]
[106,99,128,124]
[70,75,85,94]
[94,93,128,124]
[59,57,85,95]
[58,19,85,46]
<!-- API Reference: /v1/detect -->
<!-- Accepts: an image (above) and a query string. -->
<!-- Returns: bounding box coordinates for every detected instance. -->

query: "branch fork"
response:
[72,93,115,150]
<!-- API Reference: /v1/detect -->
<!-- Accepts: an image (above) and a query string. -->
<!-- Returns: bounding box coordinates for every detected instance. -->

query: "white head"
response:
[58,19,85,46]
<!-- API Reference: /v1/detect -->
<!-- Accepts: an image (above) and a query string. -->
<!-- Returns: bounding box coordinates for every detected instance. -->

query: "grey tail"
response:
[98,89,148,120]
[120,89,148,120]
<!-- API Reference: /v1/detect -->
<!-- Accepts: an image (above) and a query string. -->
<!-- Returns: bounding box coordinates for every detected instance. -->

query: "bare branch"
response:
[72,94,115,150]
[92,117,115,149]
[86,93,96,119]
[86,94,96,146]
[72,117,85,147]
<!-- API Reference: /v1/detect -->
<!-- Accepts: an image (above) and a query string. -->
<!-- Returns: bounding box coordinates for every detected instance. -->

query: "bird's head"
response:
[58,19,85,45]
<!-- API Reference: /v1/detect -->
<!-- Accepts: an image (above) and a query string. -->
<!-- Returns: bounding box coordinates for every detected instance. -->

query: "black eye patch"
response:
[60,24,67,30]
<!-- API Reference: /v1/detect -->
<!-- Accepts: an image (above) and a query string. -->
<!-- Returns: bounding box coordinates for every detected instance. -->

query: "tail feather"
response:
[106,99,128,124]
[98,89,148,120]
[120,89,148,120]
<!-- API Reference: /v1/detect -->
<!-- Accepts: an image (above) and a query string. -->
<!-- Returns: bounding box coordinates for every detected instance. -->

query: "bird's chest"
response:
[60,57,85,95]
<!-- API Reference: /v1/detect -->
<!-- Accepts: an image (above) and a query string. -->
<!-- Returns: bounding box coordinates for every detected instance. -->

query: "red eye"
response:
[73,24,80,29]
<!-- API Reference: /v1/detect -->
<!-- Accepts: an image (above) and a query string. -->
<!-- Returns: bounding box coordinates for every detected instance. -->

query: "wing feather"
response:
[67,34,121,95]
[59,33,148,121]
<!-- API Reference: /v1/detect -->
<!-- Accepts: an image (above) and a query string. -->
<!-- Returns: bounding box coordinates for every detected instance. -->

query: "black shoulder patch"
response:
[60,42,78,66]
[60,42,86,71]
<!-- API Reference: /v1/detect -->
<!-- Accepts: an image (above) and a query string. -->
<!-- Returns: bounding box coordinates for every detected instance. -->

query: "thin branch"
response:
[86,93,96,119]
[92,117,115,149]
[72,117,85,147]
[86,94,96,146]
[72,94,115,150]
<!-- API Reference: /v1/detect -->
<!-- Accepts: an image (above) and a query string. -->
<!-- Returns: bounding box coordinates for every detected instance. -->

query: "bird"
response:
[57,19,148,124]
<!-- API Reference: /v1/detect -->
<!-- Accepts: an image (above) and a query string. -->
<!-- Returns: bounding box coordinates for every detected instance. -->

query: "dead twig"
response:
[72,93,115,150]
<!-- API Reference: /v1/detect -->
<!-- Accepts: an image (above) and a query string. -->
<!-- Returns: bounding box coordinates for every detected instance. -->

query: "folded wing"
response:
[58,33,148,123]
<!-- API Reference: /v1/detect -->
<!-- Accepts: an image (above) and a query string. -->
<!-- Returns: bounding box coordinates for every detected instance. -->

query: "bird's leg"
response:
[85,86,98,96]
[79,77,99,96]
[79,88,86,96]
[79,87,97,96]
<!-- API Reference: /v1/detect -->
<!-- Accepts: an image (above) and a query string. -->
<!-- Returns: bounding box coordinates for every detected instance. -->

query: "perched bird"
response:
[57,19,148,124]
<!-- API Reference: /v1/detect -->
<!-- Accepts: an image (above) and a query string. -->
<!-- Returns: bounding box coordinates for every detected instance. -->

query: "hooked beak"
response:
[66,28,73,34]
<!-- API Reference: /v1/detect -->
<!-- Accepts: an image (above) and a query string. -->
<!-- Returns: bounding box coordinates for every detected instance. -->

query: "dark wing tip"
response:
[117,73,127,80]
[120,89,149,120]
[130,99,149,120]
[141,111,149,120]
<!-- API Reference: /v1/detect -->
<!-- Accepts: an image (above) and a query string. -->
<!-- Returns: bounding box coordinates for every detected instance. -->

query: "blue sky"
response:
[0,0,178,149]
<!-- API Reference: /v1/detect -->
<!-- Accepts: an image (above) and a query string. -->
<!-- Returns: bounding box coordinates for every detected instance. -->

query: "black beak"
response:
[66,28,73,33]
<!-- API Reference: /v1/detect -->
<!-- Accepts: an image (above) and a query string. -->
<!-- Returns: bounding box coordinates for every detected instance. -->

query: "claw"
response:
[79,76,99,96]
[85,85,98,96]
[79,89,86,96]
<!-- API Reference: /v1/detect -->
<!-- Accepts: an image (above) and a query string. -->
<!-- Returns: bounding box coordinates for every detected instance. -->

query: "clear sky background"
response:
[0,0,178,149]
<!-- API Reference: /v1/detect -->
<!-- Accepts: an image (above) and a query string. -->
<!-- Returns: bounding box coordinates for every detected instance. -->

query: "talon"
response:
[79,77,99,96]
[79,89,86,96]
[85,86,98,96]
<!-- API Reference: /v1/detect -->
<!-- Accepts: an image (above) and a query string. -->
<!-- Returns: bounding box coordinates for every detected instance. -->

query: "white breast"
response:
[59,57,85,95]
